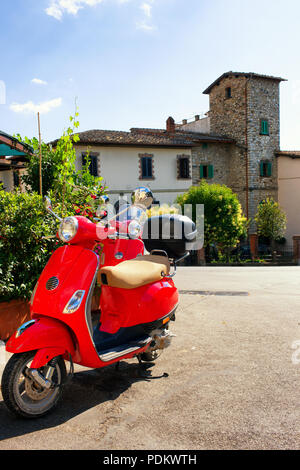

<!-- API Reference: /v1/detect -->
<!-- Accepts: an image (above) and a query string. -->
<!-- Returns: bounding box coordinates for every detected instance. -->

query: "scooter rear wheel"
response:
[1,351,66,419]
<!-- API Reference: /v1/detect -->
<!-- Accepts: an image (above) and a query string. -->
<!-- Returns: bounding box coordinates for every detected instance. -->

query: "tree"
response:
[0,111,108,301]
[255,198,286,258]
[18,136,58,195]
[19,110,107,219]
[176,181,248,256]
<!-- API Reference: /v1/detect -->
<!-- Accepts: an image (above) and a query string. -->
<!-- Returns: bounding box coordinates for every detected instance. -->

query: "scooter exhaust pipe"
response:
[150,329,176,351]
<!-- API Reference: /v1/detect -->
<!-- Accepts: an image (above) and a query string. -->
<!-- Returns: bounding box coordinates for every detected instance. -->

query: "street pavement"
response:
[0,266,299,450]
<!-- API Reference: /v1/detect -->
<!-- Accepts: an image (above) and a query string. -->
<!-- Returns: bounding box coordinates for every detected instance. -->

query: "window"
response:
[200,164,214,179]
[82,154,99,177]
[202,143,208,150]
[177,157,190,179]
[260,161,272,177]
[140,155,153,179]
[225,87,232,99]
[260,119,269,135]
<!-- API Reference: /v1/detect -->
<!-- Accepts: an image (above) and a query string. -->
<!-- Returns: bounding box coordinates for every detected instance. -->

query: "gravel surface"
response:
[0,266,299,450]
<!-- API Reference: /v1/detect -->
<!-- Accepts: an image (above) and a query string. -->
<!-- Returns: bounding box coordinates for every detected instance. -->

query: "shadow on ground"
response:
[0,361,166,441]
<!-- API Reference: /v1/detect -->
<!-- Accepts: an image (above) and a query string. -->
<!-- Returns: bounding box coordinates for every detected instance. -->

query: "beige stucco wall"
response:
[0,170,13,191]
[278,156,300,246]
[176,117,210,134]
[75,145,192,205]
[0,168,27,192]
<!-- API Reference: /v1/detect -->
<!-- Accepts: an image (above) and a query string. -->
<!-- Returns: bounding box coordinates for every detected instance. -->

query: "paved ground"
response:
[0,266,299,450]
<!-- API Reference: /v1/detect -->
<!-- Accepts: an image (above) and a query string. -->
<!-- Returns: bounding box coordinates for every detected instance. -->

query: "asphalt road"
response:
[0,266,299,450]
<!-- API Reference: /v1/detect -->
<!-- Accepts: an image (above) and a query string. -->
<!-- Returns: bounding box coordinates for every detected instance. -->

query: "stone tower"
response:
[203,71,286,227]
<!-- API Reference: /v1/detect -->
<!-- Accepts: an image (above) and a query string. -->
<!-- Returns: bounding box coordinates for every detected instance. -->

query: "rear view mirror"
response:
[43,196,62,222]
[131,187,153,209]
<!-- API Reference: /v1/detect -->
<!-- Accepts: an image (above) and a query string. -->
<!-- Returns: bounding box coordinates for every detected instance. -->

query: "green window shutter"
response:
[266,121,269,134]
[200,165,204,178]
[261,120,269,135]
[208,165,214,179]
[260,161,264,176]
[267,162,272,177]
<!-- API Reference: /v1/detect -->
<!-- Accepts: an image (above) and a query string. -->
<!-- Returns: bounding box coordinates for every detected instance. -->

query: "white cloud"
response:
[45,0,157,32]
[10,98,62,115]
[45,2,63,20]
[31,78,48,86]
[46,0,105,20]
[140,2,152,18]
[137,1,156,32]
[136,20,155,32]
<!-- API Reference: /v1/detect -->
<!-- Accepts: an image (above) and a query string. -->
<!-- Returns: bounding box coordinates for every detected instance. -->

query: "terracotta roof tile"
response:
[50,128,234,148]
[203,71,287,94]
[276,150,300,158]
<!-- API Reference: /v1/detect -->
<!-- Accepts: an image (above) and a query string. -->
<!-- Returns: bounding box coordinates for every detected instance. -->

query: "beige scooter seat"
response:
[98,255,170,289]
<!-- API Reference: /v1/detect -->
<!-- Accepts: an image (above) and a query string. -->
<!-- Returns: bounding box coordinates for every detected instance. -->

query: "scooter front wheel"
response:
[1,351,66,419]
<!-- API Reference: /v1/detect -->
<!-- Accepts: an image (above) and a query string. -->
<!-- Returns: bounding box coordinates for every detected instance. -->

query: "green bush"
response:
[176,181,248,251]
[0,189,60,301]
[255,198,286,244]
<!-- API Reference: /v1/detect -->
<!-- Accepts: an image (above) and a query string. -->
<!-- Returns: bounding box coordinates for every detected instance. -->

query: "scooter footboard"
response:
[6,316,78,368]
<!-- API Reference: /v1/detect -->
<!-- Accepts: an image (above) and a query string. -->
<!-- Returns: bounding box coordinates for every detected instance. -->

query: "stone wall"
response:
[247,77,279,223]
[204,74,281,229]
[209,75,248,146]
[192,142,231,186]
[191,142,249,218]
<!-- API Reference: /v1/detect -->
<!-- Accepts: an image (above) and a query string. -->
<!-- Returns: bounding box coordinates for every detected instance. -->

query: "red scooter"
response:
[1,187,196,418]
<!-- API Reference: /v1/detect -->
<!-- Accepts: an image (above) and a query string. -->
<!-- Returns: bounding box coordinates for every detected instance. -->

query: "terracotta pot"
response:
[0,299,31,341]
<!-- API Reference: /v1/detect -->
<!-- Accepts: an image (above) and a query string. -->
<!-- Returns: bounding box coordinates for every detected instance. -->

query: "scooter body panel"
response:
[31,245,95,317]
[99,279,178,334]
[28,245,102,367]
[101,238,144,267]
[6,316,78,367]
[7,227,176,369]
[21,243,154,369]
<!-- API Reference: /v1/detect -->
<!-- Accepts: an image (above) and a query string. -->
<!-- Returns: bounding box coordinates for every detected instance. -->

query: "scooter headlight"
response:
[128,220,142,239]
[58,217,78,243]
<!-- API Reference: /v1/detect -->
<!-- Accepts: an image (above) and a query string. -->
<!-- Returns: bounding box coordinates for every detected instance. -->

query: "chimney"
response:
[195,115,200,121]
[182,119,187,125]
[166,116,175,133]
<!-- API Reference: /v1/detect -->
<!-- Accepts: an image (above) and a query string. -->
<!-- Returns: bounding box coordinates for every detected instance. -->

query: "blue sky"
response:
[0,0,300,148]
